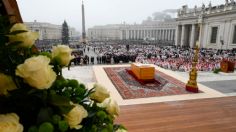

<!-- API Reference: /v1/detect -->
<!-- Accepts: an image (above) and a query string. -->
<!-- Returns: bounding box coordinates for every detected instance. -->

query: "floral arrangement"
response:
[0,17,126,132]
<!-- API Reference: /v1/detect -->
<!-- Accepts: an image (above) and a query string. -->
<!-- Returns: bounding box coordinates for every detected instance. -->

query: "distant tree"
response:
[62,20,69,44]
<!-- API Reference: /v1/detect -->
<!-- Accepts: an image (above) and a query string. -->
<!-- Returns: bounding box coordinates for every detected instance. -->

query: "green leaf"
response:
[52,115,61,124]
[67,79,79,87]
[79,83,86,89]
[58,120,69,132]
[106,123,113,132]
[27,89,39,95]
[113,124,127,131]
[58,106,74,114]
[91,125,98,132]
[88,111,97,118]
[96,111,107,120]
[38,122,54,132]
[49,94,74,114]
[37,107,53,124]
[28,126,38,132]
[101,128,109,132]
[50,94,71,106]
[39,52,52,59]
[84,88,95,98]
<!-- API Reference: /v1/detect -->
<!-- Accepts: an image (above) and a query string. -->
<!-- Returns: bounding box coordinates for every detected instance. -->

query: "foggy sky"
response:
[17,0,224,32]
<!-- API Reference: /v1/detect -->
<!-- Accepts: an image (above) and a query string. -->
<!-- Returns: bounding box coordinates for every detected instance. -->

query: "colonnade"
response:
[175,24,199,47]
[122,29,175,41]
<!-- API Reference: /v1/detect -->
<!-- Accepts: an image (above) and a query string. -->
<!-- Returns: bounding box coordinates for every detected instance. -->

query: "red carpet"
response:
[104,67,197,99]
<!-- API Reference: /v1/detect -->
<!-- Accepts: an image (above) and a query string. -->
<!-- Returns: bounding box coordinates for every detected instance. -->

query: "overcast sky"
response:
[18,0,224,32]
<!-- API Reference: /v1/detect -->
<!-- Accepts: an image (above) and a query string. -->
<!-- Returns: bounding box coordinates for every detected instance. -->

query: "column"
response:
[134,30,136,40]
[137,30,139,40]
[126,30,129,40]
[157,30,159,40]
[162,30,165,40]
[121,30,124,40]
[158,30,160,40]
[159,30,162,40]
[167,30,169,41]
[166,30,169,41]
[136,30,138,40]
[154,30,157,40]
[168,30,171,41]
[129,30,133,39]
[132,30,134,39]
[141,30,143,39]
[160,29,163,40]
[181,25,186,46]
[165,30,168,40]
[148,30,151,38]
[173,29,175,42]
[164,30,167,40]
[175,26,180,46]
[144,30,146,38]
[152,30,154,38]
[142,30,144,38]
[171,30,174,41]
[129,30,131,39]
[152,30,155,38]
[190,24,196,48]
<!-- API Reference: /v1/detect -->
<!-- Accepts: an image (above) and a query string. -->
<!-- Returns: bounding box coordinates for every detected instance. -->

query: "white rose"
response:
[52,45,73,66]
[90,83,110,103]
[8,23,39,48]
[0,73,17,95]
[15,55,56,89]
[101,98,120,117]
[64,104,88,129]
[0,113,23,132]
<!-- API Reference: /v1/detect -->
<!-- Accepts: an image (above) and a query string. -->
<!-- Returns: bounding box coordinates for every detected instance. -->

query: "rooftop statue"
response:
[230,0,235,5]
[208,2,212,9]
[226,0,229,6]
[194,5,197,13]
[202,3,205,10]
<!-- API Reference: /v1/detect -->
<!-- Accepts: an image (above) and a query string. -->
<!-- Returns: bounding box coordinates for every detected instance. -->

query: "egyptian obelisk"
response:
[81,0,87,44]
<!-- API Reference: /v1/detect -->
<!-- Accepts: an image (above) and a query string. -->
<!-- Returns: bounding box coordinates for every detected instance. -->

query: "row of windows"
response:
[210,25,236,44]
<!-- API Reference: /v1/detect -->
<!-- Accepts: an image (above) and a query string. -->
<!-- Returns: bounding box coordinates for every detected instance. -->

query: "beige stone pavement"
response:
[92,64,226,106]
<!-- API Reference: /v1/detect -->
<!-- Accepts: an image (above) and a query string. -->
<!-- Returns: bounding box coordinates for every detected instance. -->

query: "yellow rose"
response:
[52,45,73,66]
[64,104,88,129]
[116,128,127,132]
[8,23,39,48]
[0,73,17,95]
[0,113,23,132]
[90,83,110,103]
[16,55,56,89]
[102,98,120,117]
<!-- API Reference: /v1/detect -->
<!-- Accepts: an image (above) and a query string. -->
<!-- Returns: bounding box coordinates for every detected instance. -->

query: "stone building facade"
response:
[120,21,176,42]
[25,21,80,41]
[88,21,176,44]
[87,25,122,41]
[176,1,236,49]
[88,1,236,49]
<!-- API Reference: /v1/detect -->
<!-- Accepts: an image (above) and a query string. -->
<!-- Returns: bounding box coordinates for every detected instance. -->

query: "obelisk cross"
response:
[81,0,87,44]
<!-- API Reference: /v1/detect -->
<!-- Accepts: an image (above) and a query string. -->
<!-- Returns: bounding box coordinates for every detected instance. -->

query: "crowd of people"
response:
[136,46,236,72]
[70,42,236,72]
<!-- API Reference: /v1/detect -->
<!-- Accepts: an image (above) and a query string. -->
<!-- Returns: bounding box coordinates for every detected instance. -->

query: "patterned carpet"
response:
[104,67,195,99]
